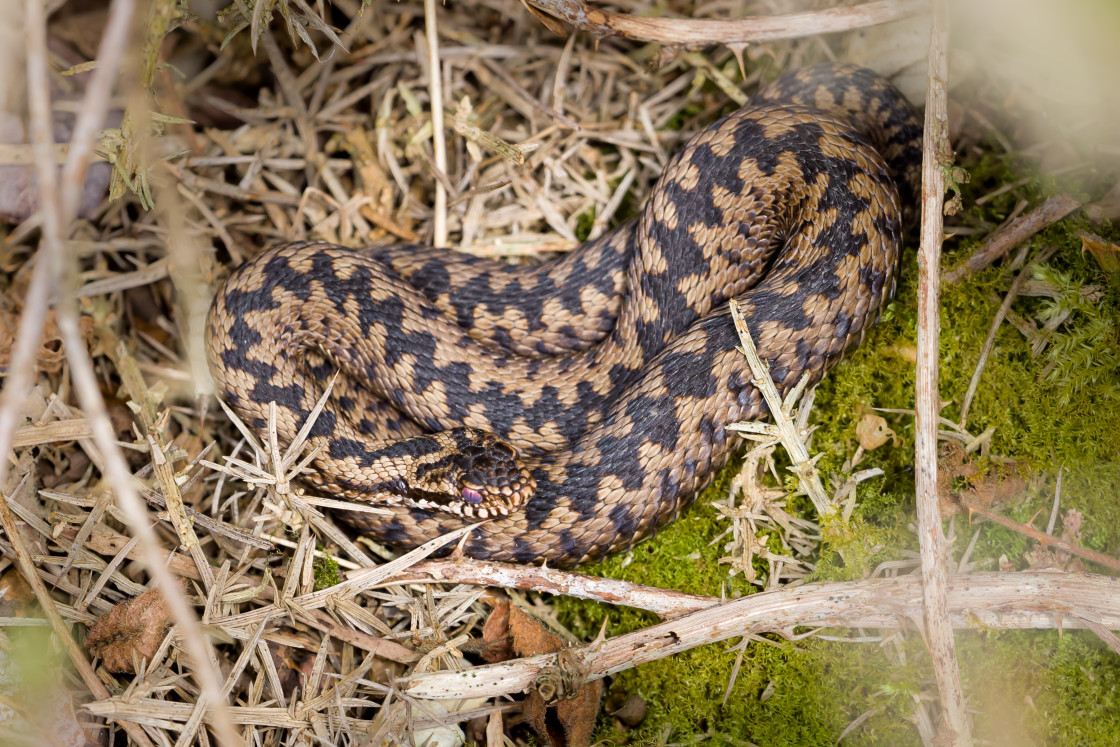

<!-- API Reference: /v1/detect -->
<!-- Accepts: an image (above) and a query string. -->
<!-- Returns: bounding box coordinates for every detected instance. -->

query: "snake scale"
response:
[206,64,922,567]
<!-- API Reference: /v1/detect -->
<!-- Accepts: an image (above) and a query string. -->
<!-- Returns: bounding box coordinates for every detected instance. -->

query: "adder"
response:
[205,63,922,567]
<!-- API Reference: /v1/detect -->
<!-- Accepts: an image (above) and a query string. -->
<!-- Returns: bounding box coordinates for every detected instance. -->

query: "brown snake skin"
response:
[205,64,922,567]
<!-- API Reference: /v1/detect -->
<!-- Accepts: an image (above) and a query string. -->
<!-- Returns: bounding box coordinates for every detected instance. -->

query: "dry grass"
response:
[1,0,1117,745]
[0,3,840,743]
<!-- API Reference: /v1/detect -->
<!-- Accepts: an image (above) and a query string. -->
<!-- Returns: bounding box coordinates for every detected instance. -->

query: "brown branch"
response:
[958,496,1120,573]
[401,571,1120,700]
[943,194,1081,283]
[523,0,926,47]
[914,2,971,743]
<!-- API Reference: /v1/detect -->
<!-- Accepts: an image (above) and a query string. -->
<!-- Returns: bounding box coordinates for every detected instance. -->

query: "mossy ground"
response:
[553,153,1120,744]
[313,547,342,590]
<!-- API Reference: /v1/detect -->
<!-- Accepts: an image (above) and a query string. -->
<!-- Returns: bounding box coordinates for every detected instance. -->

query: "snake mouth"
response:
[405,463,536,519]
[446,458,536,518]
[401,468,535,518]
[407,495,518,519]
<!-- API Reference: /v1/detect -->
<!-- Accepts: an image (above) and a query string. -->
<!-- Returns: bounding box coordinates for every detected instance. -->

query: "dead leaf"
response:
[480,597,513,663]
[481,599,601,747]
[510,602,564,657]
[0,309,91,375]
[611,694,647,728]
[962,472,1025,515]
[855,413,898,450]
[525,651,601,747]
[938,443,1024,518]
[937,443,978,516]
[86,582,180,673]
[1026,508,1087,572]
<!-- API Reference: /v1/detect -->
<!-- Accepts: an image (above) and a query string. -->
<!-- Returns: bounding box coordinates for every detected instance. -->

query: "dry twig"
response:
[524,0,925,47]
[728,300,835,519]
[913,2,971,743]
[958,244,1058,426]
[402,571,1120,700]
[395,559,719,617]
[425,0,448,246]
[944,194,1081,283]
[8,0,238,742]
[958,496,1120,573]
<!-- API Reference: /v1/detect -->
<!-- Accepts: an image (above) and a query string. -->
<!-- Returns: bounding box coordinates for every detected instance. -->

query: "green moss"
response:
[661,102,708,134]
[597,637,919,746]
[552,152,1120,742]
[574,208,597,243]
[313,548,341,591]
[1043,633,1120,743]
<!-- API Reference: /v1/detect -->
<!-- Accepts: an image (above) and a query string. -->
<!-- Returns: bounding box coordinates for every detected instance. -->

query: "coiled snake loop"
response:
[205,64,921,567]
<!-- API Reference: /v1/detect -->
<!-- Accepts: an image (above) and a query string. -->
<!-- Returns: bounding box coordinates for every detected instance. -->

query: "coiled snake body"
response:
[206,64,922,567]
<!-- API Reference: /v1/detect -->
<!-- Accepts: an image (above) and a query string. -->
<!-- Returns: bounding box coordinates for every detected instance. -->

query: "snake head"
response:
[405,427,536,519]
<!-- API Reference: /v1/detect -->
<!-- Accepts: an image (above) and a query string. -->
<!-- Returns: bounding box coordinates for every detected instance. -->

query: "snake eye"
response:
[461,487,484,504]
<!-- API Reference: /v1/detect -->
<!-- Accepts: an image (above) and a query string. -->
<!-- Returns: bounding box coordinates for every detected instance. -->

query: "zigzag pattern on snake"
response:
[205,64,922,567]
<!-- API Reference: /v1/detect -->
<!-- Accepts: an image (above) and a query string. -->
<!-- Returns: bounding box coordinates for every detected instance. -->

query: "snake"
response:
[205,64,922,568]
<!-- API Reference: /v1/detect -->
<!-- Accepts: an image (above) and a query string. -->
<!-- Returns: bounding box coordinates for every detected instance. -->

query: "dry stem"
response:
[914,2,971,743]
[728,300,835,519]
[525,0,925,47]
[425,0,448,246]
[943,194,1081,283]
[402,571,1120,700]
[395,559,719,617]
[959,496,1120,573]
[9,0,237,742]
